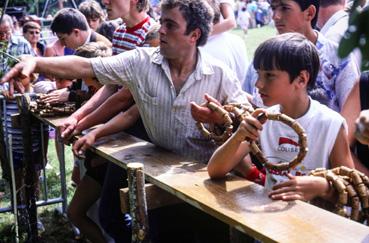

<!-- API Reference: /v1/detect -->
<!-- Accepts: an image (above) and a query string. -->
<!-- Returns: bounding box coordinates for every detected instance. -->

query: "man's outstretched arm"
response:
[1,56,95,87]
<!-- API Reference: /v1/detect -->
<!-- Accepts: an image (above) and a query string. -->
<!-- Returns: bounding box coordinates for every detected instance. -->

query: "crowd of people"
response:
[1,0,369,242]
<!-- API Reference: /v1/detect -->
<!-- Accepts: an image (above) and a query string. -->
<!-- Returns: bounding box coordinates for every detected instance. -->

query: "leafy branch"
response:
[338,0,369,71]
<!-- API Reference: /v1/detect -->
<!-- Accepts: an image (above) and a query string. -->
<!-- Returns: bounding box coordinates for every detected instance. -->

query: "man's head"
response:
[102,0,149,20]
[22,21,41,45]
[206,0,221,25]
[79,0,105,31]
[160,0,213,53]
[254,32,319,91]
[271,0,320,33]
[51,8,90,49]
[0,14,13,42]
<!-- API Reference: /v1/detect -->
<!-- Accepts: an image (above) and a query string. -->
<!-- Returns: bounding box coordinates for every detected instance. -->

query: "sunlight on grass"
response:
[231,25,276,61]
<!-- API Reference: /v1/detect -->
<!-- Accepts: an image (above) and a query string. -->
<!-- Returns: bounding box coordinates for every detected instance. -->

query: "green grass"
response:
[0,25,275,242]
[231,25,276,61]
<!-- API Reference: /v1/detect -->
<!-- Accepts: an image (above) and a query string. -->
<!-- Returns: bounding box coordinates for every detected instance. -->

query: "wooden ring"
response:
[249,113,308,171]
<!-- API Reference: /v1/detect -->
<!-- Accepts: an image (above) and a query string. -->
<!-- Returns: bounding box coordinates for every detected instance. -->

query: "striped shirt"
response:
[0,36,32,75]
[91,47,248,162]
[0,36,41,158]
[112,16,155,55]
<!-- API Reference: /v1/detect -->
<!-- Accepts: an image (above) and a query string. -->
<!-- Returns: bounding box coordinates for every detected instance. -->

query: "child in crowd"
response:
[237,6,251,35]
[208,33,354,202]
[66,41,112,243]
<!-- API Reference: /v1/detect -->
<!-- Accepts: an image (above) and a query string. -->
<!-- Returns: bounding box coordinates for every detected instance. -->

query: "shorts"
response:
[84,151,108,186]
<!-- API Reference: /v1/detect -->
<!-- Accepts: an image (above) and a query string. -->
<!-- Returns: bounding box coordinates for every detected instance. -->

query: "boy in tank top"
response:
[208,33,354,202]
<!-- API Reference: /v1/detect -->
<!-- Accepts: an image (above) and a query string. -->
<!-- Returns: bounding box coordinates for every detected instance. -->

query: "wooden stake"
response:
[127,162,149,243]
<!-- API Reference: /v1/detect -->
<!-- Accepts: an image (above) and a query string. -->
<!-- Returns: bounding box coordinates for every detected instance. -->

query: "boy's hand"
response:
[235,109,266,141]
[356,110,369,145]
[190,93,224,125]
[72,132,96,158]
[40,88,69,104]
[60,116,80,142]
[268,174,330,202]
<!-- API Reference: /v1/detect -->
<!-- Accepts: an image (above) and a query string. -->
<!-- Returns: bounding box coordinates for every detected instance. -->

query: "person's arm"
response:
[75,87,134,132]
[1,56,95,87]
[207,110,264,178]
[211,2,237,35]
[269,174,337,202]
[341,81,361,147]
[40,88,69,104]
[61,84,117,139]
[356,109,369,145]
[329,125,354,169]
[72,104,140,156]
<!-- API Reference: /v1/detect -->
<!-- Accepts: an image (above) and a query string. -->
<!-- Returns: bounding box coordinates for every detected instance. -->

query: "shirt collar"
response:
[151,47,214,79]
[320,10,348,34]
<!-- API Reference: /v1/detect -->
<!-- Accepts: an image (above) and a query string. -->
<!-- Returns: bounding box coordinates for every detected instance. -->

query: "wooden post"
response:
[127,162,150,243]
[17,95,38,242]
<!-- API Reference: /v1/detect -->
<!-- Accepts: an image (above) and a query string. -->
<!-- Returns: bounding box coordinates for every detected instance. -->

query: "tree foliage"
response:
[339,0,369,71]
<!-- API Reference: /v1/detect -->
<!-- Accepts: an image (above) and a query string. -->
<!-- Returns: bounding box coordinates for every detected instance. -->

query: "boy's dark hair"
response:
[78,0,105,21]
[253,33,320,89]
[291,0,320,28]
[320,0,345,8]
[161,0,214,46]
[51,8,89,34]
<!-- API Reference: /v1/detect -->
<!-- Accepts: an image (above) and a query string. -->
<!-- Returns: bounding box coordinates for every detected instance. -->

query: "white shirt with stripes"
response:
[91,47,248,163]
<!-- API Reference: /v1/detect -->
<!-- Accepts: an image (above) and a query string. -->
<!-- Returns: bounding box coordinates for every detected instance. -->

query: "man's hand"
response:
[356,110,369,145]
[1,56,37,96]
[40,88,69,104]
[60,116,80,142]
[190,93,224,124]
[72,132,96,158]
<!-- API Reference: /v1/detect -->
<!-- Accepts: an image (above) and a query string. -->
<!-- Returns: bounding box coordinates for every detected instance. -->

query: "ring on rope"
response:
[196,102,308,171]
[310,166,369,222]
[249,113,308,171]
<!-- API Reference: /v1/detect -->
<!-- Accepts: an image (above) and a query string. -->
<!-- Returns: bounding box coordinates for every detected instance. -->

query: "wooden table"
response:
[89,132,369,242]
[37,116,369,242]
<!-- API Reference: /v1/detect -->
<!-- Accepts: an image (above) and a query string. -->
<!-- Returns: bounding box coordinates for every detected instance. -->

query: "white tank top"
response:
[259,99,345,189]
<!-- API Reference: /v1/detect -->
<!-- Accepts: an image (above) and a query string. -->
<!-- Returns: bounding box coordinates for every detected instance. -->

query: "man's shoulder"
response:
[317,32,355,67]
[94,31,112,47]
[8,35,32,55]
[10,35,29,46]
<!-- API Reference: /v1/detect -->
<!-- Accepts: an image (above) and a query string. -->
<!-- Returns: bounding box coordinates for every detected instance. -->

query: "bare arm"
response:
[73,105,140,156]
[211,2,237,35]
[340,81,360,146]
[208,111,264,178]
[1,56,94,85]
[61,84,118,139]
[329,125,354,169]
[208,133,250,179]
[75,87,134,132]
